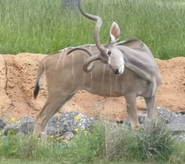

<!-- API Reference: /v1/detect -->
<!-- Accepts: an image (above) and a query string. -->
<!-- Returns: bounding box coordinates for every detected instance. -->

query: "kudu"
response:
[33,0,161,136]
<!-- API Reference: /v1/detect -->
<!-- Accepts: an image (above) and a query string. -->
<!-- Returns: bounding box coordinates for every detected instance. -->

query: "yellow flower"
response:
[55,136,63,141]
[74,128,79,132]
[10,118,15,122]
[38,137,41,140]
[83,130,88,134]
[50,135,54,139]
[40,132,45,135]
[63,140,68,144]
[74,115,81,121]
[6,118,16,123]
[16,120,21,124]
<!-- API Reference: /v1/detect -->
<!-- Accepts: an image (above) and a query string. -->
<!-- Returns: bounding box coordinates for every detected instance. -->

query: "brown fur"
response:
[33,39,161,136]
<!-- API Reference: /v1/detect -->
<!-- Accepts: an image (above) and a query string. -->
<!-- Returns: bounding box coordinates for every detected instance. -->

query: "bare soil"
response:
[0,53,185,121]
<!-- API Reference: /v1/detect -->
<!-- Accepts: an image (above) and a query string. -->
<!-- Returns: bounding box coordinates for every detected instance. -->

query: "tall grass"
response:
[0,124,105,163]
[0,0,185,58]
[0,117,178,164]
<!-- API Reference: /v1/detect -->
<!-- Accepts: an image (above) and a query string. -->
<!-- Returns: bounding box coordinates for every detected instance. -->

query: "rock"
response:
[157,107,173,123]
[170,114,185,124]
[4,116,34,135]
[167,123,185,134]
[46,115,62,136]
[0,118,6,130]
[138,113,147,124]
[44,111,96,139]
[174,133,185,142]
[59,111,96,135]
[1,108,185,143]
[1,111,96,140]
[61,132,75,141]
[138,107,185,142]
[157,107,185,136]
[46,125,58,136]
[138,107,184,124]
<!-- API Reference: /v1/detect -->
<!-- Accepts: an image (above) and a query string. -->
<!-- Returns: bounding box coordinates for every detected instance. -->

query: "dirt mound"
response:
[0,53,185,121]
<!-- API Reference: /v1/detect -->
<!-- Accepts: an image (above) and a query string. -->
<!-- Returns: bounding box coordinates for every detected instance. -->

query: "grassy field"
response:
[0,158,170,164]
[0,118,185,164]
[0,0,185,59]
[0,158,169,164]
[1,0,185,163]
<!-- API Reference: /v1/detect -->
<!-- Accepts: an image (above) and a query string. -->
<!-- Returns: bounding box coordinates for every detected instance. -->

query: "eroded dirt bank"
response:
[0,53,185,121]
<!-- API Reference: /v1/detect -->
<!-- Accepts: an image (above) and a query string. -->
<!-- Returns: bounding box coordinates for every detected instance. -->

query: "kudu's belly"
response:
[81,68,128,97]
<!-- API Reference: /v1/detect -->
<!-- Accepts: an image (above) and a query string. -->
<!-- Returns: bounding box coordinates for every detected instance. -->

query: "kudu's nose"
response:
[115,69,119,74]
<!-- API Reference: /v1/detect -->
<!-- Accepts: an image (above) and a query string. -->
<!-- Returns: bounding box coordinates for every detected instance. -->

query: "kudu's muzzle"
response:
[110,65,124,75]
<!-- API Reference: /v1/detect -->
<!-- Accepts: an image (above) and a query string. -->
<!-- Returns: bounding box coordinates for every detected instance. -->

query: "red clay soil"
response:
[0,53,185,121]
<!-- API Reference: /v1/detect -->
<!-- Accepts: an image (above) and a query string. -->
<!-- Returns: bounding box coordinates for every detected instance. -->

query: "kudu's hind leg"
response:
[33,92,75,136]
[125,94,140,129]
[144,96,157,118]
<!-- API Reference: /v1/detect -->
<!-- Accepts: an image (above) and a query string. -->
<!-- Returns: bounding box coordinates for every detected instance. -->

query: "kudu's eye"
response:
[107,50,111,55]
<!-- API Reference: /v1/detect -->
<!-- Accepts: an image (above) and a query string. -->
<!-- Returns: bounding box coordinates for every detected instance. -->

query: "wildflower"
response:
[74,128,79,133]
[63,139,68,144]
[74,115,81,121]
[40,132,45,135]
[50,135,54,139]
[16,120,21,124]
[6,118,16,123]
[83,130,88,134]
[38,137,41,140]
[10,118,15,122]
[55,136,63,142]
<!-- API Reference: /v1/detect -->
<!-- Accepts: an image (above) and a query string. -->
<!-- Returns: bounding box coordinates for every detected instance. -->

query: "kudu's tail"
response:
[33,61,44,99]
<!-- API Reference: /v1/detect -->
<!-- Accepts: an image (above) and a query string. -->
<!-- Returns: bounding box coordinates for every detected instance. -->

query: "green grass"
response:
[0,0,185,59]
[0,158,169,164]
[0,118,183,164]
[0,158,171,164]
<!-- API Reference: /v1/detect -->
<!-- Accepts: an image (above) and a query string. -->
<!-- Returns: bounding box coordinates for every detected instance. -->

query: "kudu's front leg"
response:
[125,94,140,129]
[144,96,157,118]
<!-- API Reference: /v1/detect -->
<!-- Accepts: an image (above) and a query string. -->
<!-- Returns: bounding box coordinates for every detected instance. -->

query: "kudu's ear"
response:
[109,22,121,44]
